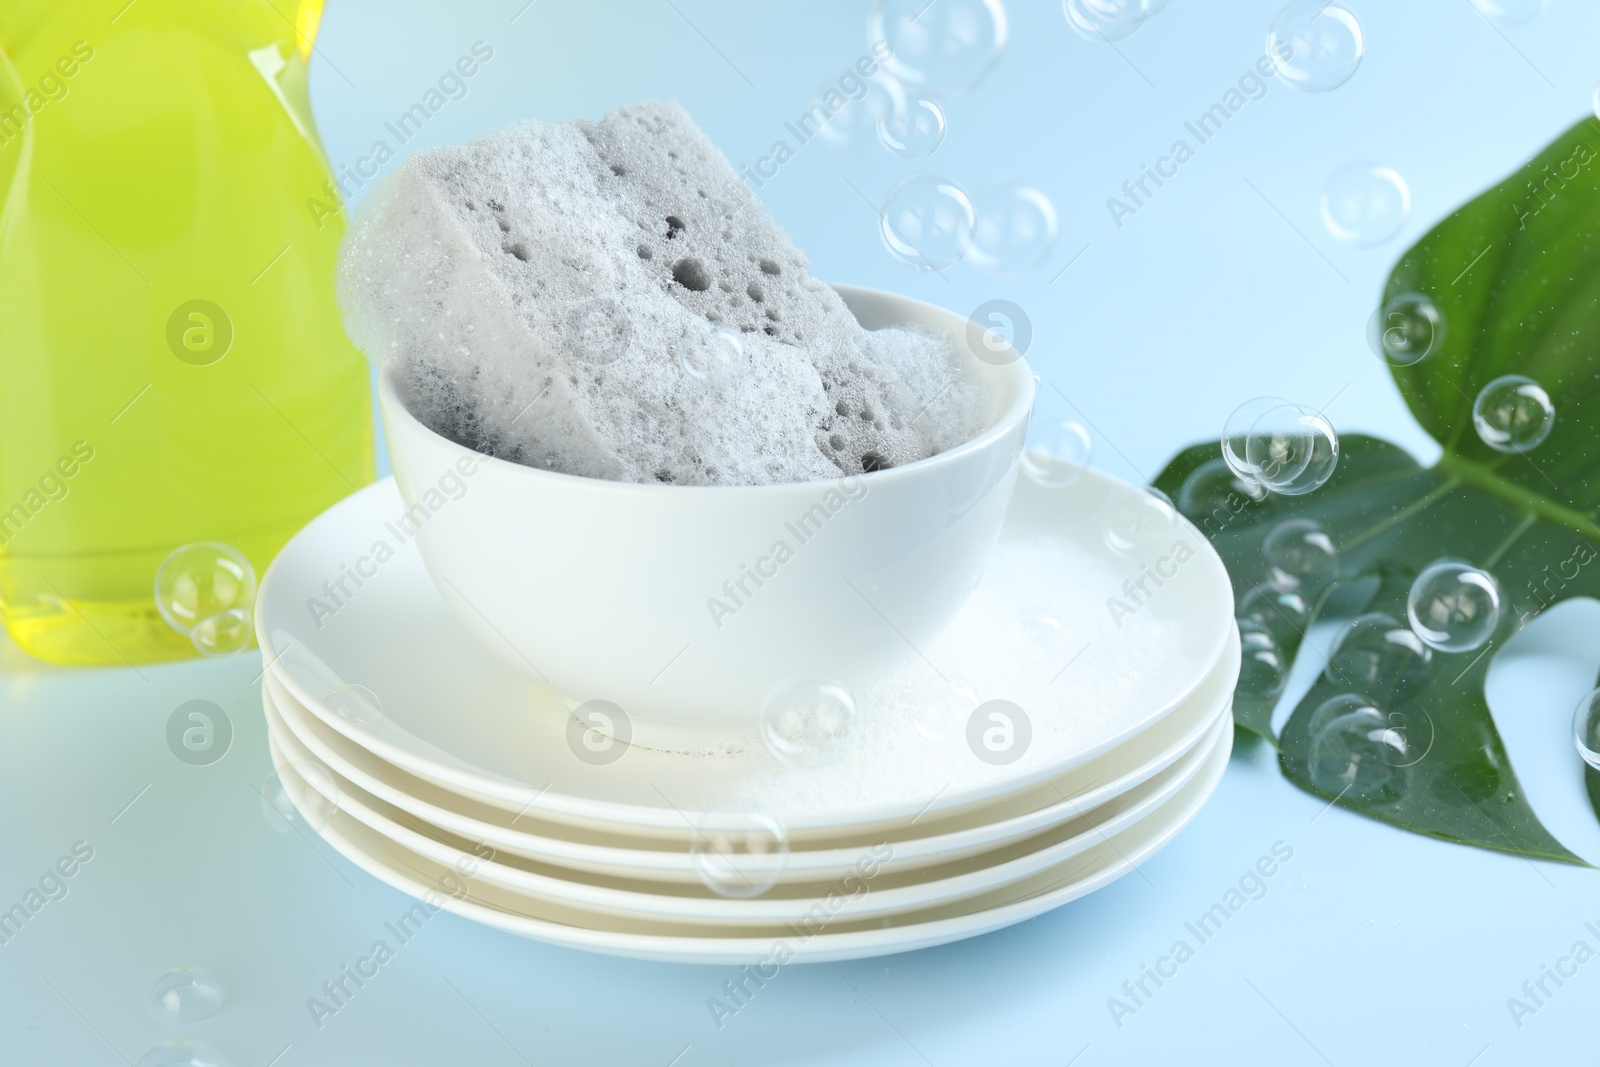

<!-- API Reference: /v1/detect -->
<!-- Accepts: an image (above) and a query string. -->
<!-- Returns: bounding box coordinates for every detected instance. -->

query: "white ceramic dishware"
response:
[257,468,1233,838]
[378,285,1035,735]
[263,630,1236,881]
[264,720,1231,964]
[269,702,1228,925]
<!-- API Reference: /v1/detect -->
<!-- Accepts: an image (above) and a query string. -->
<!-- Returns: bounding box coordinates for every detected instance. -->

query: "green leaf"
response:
[1154,117,1600,866]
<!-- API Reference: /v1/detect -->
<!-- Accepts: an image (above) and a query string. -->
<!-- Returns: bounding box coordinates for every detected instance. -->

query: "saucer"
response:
[264,631,1235,879]
[265,721,1231,964]
[256,471,1233,837]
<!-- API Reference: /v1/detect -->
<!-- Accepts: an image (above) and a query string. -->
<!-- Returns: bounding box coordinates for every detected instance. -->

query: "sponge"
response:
[337,101,983,486]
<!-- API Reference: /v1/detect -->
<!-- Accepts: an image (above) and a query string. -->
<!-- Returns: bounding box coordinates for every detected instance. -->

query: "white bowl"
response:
[378,285,1033,732]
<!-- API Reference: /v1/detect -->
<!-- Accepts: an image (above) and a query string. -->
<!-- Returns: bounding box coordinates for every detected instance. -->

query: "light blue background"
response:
[4,0,1600,1063]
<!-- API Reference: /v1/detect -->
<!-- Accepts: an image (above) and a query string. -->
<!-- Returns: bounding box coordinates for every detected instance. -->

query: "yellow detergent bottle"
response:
[0,0,373,665]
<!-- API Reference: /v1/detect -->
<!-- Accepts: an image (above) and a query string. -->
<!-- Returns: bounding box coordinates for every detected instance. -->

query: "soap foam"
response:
[337,101,985,486]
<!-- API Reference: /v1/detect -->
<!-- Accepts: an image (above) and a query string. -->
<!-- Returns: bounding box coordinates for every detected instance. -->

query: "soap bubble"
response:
[1321,163,1411,247]
[149,967,225,1024]
[1242,404,1339,496]
[880,174,975,271]
[1472,375,1554,453]
[818,74,905,153]
[566,297,632,365]
[961,186,1059,277]
[1221,396,1290,484]
[1325,612,1433,701]
[1306,692,1381,740]
[1408,560,1500,653]
[1177,457,1267,522]
[869,0,1008,95]
[189,609,253,656]
[1100,486,1178,556]
[1237,582,1309,647]
[1307,699,1410,803]
[677,321,744,389]
[154,542,257,656]
[1237,619,1288,701]
[260,761,338,834]
[877,96,946,159]
[1268,1,1364,92]
[1020,421,1092,488]
[1063,0,1166,42]
[1469,0,1546,25]
[691,811,787,898]
[1572,689,1600,771]
[324,684,384,730]
[1368,293,1445,366]
[1263,518,1337,589]
[761,678,857,768]
[137,1039,227,1067]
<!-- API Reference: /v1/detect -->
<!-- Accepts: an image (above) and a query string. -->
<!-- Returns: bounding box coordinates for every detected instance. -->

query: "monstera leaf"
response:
[1153,117,1600,865]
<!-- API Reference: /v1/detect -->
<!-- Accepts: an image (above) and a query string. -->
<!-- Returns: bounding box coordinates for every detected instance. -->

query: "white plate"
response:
[257,473,1232,835]
[263,629,1236,879]
[270,699,1227,925]
[266,720,1231,964]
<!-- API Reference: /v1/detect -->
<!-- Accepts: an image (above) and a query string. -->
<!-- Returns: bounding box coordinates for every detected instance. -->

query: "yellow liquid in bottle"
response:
[0,0,373,665]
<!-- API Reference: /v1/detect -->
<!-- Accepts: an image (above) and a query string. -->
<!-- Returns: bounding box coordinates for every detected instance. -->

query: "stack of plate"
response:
[256,467,1237,964]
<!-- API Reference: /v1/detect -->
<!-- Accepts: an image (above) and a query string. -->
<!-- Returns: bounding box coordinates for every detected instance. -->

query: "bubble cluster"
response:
[878,97,946,159]
[260,761,338,835]
[154,542,257,657]
[1472,375,1554,453]
[691,812,788,898]
[1238,619,1288,701]
[136,1039,227,1067]
[761,678,857,768]
[1224,399,1339,496]
[880,174,975,271]
[1368,293,1445,366]
[1321,163,1411,247]
[1325,613,1433,702]
[1268,1,1364,92]
[869,0,1008,94]
[324,684,384,730]
[677,321,744,389]
[1100,486,1178,556]
[1063,0,1169,41]
[1407,559,1500,653]
[149,967,225,1025]
[1020,421,1092,488]
[1306,694,1410,803]
[961,186,1059,277]
[1263,518,1337,589]
[1572,689,1600,771]
[1176,457,1267,521]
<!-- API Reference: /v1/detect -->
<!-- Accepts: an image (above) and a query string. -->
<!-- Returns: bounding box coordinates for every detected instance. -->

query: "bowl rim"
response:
[377,282,1035,496]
